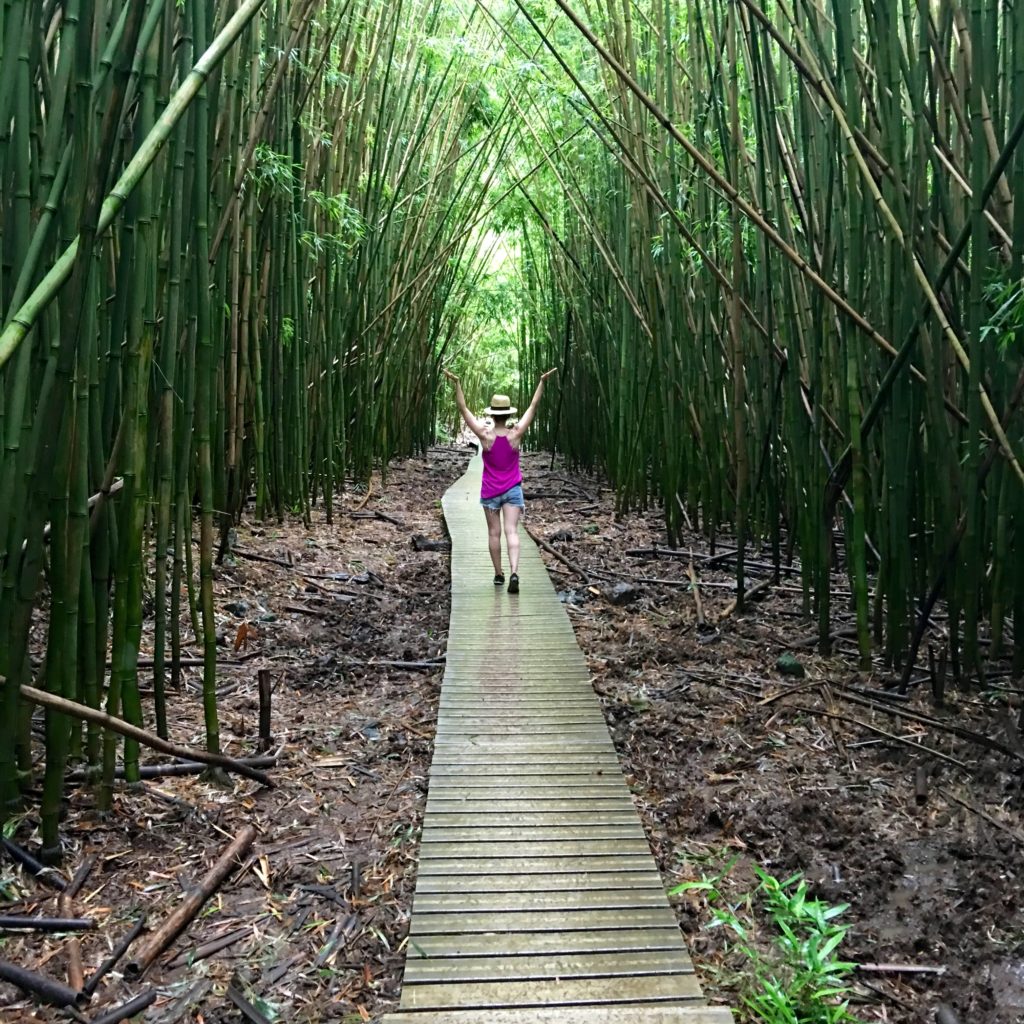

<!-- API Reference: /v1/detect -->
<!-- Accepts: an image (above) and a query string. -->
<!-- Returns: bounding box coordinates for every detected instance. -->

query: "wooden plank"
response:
[426,785,629,798]
[422,811,641,826]
[383,1009,735,1023]
[415,856,656,876]
[412,890,671,912]
[436,714,601,722]
[430,745,617,755]
[432,734,612,743]
[434,712,598,720]
[444,664,589,673]
[438,699,597,707]
[431,746,614,755]
[404,929,689,959]
[440,678,593,686]
[409,907,679,935]
[428,768,624,780]
[418,840,651,859]
[415,823,638,839]
[404,950,693,984]
[425,793,631,804]
[439,694,595,702]
[436,724,607,736]
[428,770,621,781]
[440,688,594,695]
[399,974,703,1009]
[440,680,593,690]
[430,746,618,756]
[425,799,637,813]
[429,748,619,759]
[427,772,623,783]
[438,698,596,707]
[415,870,667,894]
[446,647,584,655]
[433,723,608,735]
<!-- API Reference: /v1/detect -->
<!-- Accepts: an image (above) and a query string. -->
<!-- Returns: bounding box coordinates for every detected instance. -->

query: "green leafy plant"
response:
[671,866,861,1024]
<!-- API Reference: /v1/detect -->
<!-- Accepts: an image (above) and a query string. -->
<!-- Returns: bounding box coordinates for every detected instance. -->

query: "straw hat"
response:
[484,394,517,416]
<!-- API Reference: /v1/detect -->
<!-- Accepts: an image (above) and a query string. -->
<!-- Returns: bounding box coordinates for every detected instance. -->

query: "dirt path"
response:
[2,444,1022,1023]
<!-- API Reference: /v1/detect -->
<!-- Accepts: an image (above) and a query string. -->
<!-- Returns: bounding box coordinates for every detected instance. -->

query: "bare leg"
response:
[484,508,502,575]
[502,505,522,575]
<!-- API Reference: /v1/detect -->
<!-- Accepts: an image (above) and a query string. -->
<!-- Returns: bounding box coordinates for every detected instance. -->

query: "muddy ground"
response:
[2,444,1022,1024]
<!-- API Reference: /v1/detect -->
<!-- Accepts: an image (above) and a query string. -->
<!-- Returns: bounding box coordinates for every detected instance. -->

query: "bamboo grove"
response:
[0,0,522,855]
[513,0,1024,686]
[2,0,1023,855]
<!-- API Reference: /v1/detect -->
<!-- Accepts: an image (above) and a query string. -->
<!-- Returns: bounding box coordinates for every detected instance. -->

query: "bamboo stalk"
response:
[14,684,274,787]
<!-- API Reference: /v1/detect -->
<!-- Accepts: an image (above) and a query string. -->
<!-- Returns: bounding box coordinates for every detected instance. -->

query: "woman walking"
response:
[442,368,557,593]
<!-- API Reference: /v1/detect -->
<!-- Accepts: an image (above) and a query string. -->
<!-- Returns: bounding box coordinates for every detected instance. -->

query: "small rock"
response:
[776,652,806,677]
[604,582,641,606]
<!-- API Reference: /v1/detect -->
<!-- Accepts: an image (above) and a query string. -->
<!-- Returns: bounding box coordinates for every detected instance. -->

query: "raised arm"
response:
[510,368,558,439]
[442,369,489,439]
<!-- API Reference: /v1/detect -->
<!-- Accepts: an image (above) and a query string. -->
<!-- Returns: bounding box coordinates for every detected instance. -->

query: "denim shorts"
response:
[480,484,525,511]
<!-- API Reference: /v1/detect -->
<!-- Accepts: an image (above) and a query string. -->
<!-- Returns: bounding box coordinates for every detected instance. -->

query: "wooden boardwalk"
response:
[383,453,732,1023]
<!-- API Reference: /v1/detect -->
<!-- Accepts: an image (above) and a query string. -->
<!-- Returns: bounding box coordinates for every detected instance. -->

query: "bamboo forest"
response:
[1,0,1023,1021]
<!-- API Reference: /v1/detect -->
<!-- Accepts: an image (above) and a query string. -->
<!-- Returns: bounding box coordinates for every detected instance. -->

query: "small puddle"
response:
[874,839,949,944]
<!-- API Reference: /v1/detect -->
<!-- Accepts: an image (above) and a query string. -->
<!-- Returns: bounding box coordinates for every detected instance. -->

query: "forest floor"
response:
[2,444,1023,1024]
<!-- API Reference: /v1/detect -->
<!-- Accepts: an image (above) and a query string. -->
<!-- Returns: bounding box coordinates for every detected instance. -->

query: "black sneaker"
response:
[493,573,505,586]
[508,573,519,594]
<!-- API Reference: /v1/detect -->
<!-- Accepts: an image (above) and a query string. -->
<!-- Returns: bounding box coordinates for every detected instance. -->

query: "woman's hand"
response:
[442,368,459,385]
[540,367,558,383]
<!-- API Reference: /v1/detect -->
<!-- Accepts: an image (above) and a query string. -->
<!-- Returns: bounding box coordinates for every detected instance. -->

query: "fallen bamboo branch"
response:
[354,481,374,512]
[167,926,251,969]
[626,545,800,577]
[718,578,773,621]
[937,787,1024,845]
[343,657,444,672]
[258,670,273,754]
[227,975,275,1024]
[66,755,276,784]
[82,914,147,998]
[106,651,261,669]
[791,704,967,769]
[0,915,94,932]
[349,509,405,528]
[686,557,706,629]
[1,837,67,890]
[0,959,84,1007]
[63,857,95,898]
[15,684,273,787]
[282,603,332,619]
[230,547,291,567]
[837,688,1024,764]
[125,824,258,978]
[61,857,94,992]
[524,525,591,584]
[91,989,157,1024]
[856,963,946,976]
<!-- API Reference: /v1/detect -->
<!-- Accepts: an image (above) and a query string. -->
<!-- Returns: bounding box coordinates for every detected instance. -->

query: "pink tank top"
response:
[481,435,522,499]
